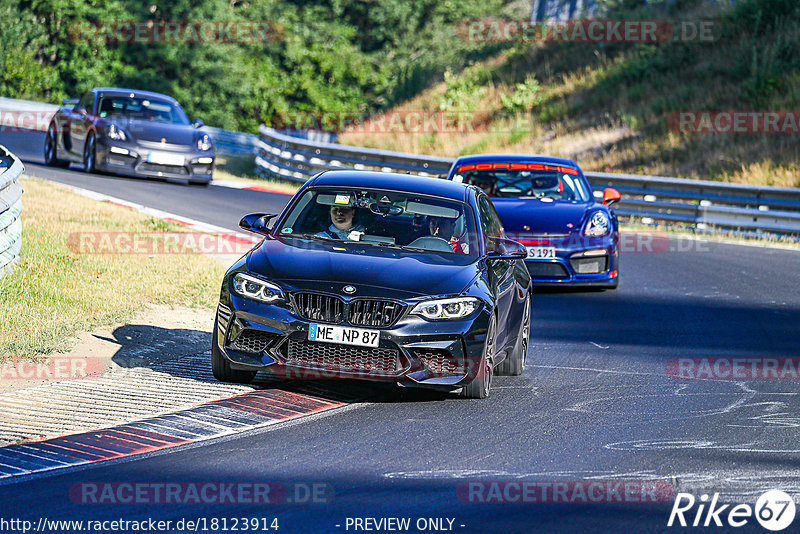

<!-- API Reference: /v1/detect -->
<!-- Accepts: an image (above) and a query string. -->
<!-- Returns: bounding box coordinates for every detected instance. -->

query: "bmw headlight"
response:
[411,297,481,321]
[232,273,284,303]
[583,211,610,238]
[106,123,127,141]
[197,133,212,151]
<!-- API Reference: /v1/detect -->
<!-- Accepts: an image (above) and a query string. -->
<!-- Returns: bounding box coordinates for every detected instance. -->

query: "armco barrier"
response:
[3,96,799,236]
[255,126,800,236]
[0,145,24,274]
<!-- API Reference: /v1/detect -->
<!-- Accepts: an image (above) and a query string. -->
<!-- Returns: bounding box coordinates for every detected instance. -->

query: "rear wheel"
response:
[211,320,257,384]
[497,295,530,376]
[460,315,496,399]
[44,123,69,168]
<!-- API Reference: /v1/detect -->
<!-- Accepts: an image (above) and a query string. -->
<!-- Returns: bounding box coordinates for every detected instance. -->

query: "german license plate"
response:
[526,247,557,259]
[146,151,184,166]
[308,324,379,347]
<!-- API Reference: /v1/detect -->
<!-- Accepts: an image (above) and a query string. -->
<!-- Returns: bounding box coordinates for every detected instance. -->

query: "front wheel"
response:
[211,321,257,384]
[497,295,530,376]
[460,315,496,399]
[83,131,97,173]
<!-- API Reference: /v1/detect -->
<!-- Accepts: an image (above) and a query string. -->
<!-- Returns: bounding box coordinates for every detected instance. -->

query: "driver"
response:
[531,175,562,197]
[317,205,365,240]
[467,173,497,196]
[428,216,464,254]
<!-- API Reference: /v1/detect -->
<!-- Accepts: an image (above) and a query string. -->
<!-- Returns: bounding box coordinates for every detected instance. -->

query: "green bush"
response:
[500,75,542,114]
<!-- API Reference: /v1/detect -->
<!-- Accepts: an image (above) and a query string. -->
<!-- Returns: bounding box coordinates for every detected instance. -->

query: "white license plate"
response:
[308,324,380,347]
[527,247,557,259]
[146,151,184,166]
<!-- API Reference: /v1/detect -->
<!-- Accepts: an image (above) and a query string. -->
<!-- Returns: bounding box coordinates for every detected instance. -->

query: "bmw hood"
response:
[492,199,592,234]
[110,118,200,146]
[246,238,479,299]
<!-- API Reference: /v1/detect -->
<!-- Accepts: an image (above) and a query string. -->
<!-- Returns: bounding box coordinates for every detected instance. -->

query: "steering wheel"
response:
[407,236,452,252]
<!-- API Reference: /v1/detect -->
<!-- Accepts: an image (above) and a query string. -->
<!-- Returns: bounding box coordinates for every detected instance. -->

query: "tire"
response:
[497,295,530,376]
[460,315,496,399]
[83,131,97,173]
[211,320,257,384]
[44,123,70,168]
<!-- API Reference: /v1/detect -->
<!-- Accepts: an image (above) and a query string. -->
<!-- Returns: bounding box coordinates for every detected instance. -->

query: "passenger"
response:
[428,216,464,254]
[317,205,366,240]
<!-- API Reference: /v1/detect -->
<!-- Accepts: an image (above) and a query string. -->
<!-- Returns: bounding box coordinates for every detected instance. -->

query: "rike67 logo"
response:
[668,490,796,531]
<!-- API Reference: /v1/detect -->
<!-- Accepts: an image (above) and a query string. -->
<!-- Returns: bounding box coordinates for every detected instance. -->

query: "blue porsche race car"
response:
[446,154,621,289]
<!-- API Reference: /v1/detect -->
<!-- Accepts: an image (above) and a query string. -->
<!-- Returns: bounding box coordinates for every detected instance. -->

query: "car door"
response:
[66,92,95,160]
[478,194,515,352]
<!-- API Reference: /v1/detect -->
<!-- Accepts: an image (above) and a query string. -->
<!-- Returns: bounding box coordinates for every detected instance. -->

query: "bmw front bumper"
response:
[215,290,492,391]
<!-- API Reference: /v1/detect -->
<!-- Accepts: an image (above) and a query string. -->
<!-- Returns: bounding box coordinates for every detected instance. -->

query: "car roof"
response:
[451,153,581,169]
[309,171,471,202]
[91,88,179,104]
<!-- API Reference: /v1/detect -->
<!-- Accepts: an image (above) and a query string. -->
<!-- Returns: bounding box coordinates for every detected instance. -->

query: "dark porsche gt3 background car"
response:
[43,87,215,184]
[213,170,532,398]
[446,154,622,289]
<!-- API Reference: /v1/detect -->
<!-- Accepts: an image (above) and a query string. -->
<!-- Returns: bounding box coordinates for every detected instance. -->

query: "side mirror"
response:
[192,118,205,128]
[487,237,528,260]
[239,213,277,236]
[602,187,621,206]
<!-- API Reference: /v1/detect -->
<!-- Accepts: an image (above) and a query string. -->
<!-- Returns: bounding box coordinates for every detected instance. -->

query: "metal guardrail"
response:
[3,95,799,236]
[256,125,453,180]
[256,126,800,236]
[0,145,24,274]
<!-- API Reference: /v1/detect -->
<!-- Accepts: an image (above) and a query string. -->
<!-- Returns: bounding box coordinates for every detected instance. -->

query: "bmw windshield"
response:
[275,188,478,257]
[453,165,592,202]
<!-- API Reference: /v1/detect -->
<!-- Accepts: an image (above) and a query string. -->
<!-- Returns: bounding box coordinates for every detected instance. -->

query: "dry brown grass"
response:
[340,10,800,188]
[0,178,226,359]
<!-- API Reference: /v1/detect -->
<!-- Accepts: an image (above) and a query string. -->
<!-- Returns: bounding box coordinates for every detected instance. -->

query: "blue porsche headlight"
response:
[232,273,284,303]
[583,211,610,238]
[197,133,212,151]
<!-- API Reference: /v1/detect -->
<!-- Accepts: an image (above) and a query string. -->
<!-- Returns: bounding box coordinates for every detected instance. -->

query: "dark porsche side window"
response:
[77,92,94,114]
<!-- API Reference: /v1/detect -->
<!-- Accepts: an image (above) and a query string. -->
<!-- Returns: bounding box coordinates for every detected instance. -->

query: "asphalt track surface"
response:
[2,131,800,532]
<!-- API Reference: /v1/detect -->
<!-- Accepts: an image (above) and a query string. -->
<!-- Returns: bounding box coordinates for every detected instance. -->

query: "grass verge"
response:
[0,178,226,360]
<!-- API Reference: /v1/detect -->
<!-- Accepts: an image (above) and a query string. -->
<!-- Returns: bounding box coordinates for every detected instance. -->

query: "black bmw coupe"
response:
[44,87,214,184]
[213,171,533,398]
